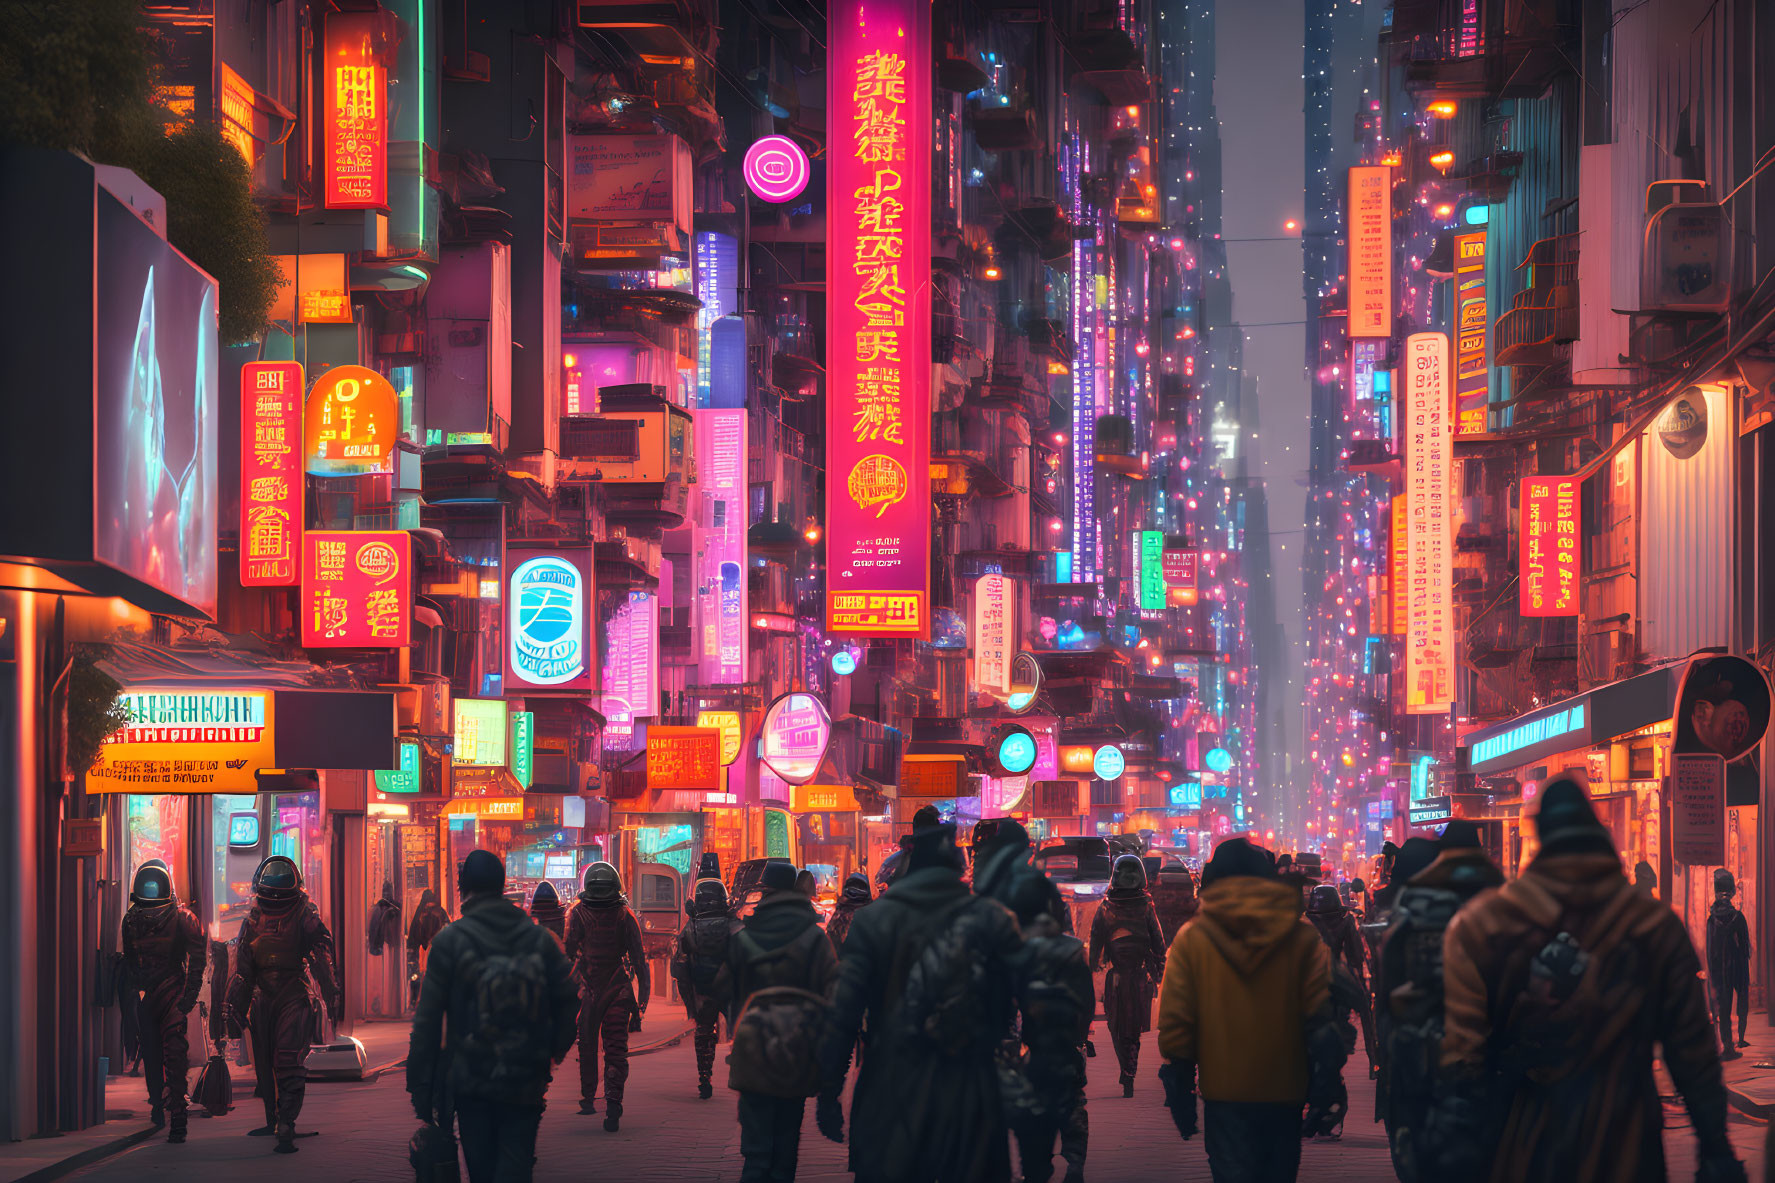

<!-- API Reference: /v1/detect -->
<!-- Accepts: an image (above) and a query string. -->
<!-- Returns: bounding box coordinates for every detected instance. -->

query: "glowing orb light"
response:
[743,136,811,203]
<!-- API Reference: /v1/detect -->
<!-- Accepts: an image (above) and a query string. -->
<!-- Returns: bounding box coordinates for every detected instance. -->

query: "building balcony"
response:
[1494,233,1578,367]
[1399,0,1571,99]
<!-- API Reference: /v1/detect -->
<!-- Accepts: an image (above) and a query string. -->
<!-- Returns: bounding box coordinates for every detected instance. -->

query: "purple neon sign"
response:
[743,136,811,203]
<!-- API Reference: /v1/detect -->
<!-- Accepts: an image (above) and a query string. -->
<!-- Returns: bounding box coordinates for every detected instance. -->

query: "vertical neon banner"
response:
[1453,228,1489,435]
[1347,166,1392,339]
[323,12,388,210]
[240,362,303,586]
[825,0,931,638]
[1519,477,1579,617]
[1404,332,1453,713]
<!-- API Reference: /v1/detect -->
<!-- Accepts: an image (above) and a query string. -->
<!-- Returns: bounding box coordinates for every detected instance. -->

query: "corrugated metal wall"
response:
[1640,384,1735,660]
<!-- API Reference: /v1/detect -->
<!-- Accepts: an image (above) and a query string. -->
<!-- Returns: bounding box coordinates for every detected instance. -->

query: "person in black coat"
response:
[1706,868,1752,1058]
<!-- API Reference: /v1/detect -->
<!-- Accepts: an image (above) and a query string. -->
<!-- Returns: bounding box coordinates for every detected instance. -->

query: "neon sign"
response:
[742,136,811,203]
[239,362,303,586]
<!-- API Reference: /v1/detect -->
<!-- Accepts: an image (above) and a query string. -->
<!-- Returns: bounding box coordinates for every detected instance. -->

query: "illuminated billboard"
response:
[304,365,397,474]
[323,12,387,210]
[89,690,271,794]
[300,530,411,647]
[240,362,303,586]
[454,698,508,767]
[1453,229,1488,435]
[1520,477,1579,617]
[694,409,748,685]
[601,590,659,746]
[1348,166,1392,338]
[973,573,1011,694]
[825,0,932,638]
[506,548,595,691]
[1404,333,1453,713]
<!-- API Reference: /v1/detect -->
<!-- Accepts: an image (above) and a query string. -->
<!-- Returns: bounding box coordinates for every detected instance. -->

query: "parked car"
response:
[729,856,796,918]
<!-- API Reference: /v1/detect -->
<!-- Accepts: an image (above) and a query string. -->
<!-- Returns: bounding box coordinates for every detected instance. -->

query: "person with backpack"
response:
[121,861,206,1142]
[1431,779,1744,1183]
[225,855,343,1155]
[1089,854,1167,1096]
[1151,863,1200,949]
[1707,868,1752,1059]
[529,882,567,946]
[976,820,1091,1183]
[565,861,649,1130]
[819,820,1025,1183]
[674,877,739,1099]
[826,872,874,953]
[1155,837,1345,1183]
[716,861,840,1182]
[406,850,577,1183]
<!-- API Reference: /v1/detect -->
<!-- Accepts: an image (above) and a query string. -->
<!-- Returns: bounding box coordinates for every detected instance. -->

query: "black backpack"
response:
[453,925,554,1088]
[686,915,730,994]
[892,895,989,1055]
[727,925,831,1098]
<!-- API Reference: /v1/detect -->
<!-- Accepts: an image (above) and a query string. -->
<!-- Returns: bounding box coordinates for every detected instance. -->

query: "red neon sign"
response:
[824,0,932,638]
[301,531,411,647]
[240,362,303,586]
[323,13,387,210]
[1520,477,1579,617]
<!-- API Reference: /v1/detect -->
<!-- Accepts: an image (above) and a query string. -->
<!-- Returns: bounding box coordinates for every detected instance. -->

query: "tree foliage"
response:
[0,0,282,344]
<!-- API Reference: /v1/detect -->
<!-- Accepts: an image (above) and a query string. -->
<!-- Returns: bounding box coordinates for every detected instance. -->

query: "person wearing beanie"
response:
[1156,838,1345,1179]
[565,862,650,1129]
[408,850,577,1182]
[1432,779,1743,1182]
[826,871,875,954]
[1705,867,1751,1058]
[529,880,567,945]
[1090,854,1168,1095]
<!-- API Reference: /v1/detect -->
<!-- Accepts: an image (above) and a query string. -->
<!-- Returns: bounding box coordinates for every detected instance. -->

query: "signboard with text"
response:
[825,0,932,638]
[301,530,410,647]
[1135,530,1165,611]
[1453,228,1489,435]
[506,548,595,691]
[792,784,860,812]
[454,699,508,767]
[1404,333,1454,713]
[88,690,273,794]
[694,408,748,685]
[1348,166,1392,338]
[761,693,832,785]
[322,13,387,209]
[240,361,303,586]
[973,573,1011,694]
[304,365,397,474]
[1670,752,1725,866]
[1520,477,1579,617]
[1162,548,1198,589]
[646,726,722,791]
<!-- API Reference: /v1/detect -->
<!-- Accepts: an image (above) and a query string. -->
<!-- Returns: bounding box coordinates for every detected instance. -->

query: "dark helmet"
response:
[1533,778,1614,857]
[1715,868,1737,896]
[692,878,729,913]
[1307,884,1344,915]
[841,871,872,903]
[582,861,622,902]
[253,855,303,906]
[130,863,175,908]
[1111,853,1148,891]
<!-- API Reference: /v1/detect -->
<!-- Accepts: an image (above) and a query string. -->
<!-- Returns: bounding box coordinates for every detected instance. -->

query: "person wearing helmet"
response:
[529,881,567,946]
[122,862,205,1141]
[565,862,649,1129]
[1706,867,1751,1058]
[1089,853,1167,1096]
[673,878,738,1099]
[1306,883,1366,985]
[1151,863,1200,949]
[224,855,342,1154]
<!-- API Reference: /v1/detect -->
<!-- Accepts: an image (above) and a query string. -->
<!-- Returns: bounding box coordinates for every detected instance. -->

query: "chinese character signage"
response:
[825,0,932,638]
[1348,166,1392,338]
[1404,333,1453,713]
[1389,494,1407,636]
[1163,547,1198,588]
[1136,530,1166,610]
[506,548,594,691]
[696,709,745,765]
[454,699,508,767]
[304,365,397,473]
[1520,477,1579,617]
[88,690,273,794]
[240,362,302,586]
[301,530,410,647]
[646,726,722,791]
[973,573,1011,694]
[323,13,387,210]
[1454,229,1489,435]
[694,409,748,685]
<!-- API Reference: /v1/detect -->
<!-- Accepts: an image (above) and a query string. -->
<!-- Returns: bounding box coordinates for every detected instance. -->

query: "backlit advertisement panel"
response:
[601,590,659,747]
[1520,477,1579,617]
[89,690,271,794]
[323,12,387,210]
[1454,229,1488,435]
[506,547,595,691]
[973,573,1011,694]
[694,231,738,407]
[240,362,302,586]
[695,409,748,685]
[453,698,507,767]
[300,530,411,647]
[1404,333,1453,713]
[305,365,397,474]
[825,0,932,638]
[1348,166,1392,339]
[646,727,722,791]
[1136,530,1165,611]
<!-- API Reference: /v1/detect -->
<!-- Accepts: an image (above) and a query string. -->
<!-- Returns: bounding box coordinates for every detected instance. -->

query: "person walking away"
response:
[1155,837,1346,1183]
[826,872,874,954]
[1363,836,1437,1107]
[1634,859,1658,899]
[1707,868,1752,1059]
[565,861,649,1129]
[718,861,840,1182]
[674,877,738,1099]
[121,862,205,1141]
[1152,864,1200,950]
[795,868,818,899]
[1374,820,1501,1182]
[976,819,1091,1183]
[367,880,403,958]
[1305,885,1366,984]
[408,888,451,1005]
[1089,854,1167,1096]
[407,851,578,1183]
[528,882,566,946]
[1431,779,1745,1183]
[225,855,342,1154]
[819,821,1025,1183]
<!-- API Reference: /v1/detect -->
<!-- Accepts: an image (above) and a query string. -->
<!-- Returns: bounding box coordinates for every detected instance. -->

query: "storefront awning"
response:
[1460,663,1678,776]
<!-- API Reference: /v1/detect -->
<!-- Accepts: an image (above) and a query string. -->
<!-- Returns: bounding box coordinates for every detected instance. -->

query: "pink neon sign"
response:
[742,136,811,203]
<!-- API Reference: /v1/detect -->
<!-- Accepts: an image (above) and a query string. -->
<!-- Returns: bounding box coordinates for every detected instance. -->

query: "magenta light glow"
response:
[743,136,811,203]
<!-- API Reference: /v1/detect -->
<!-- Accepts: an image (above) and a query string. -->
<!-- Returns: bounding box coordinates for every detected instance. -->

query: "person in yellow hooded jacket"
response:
[1155,837,1344,1183]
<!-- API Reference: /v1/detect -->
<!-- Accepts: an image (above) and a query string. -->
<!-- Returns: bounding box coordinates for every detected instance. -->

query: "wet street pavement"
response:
[65,1028,1767,1182]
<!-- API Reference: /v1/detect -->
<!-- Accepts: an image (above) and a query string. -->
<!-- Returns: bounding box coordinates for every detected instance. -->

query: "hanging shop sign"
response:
[1162,548,1198,589]
[646,726,723,791]
[509,712,534,789]
[761,693,832,785]
[446,797,525,821]
[1674,654,1773,763]
[1389,494,1407,637]
[1453,228,1488,435]
[791,784,860,813]
[506,548,594,691]
[831,649,858,676]
[88,689,274,794]
[1670,752,1726,866]
[300,530,410,647]
[601,590,659,739]
[1403,332,1454,713]
[696,709,745,766]
[1135,530,1166,611]
[1093,744,1126,781]
[1347,165,1392,339]
[1058,745,1096,775]
[374,739,421,794]
[1519,477,1579,617]
[743,135,812,203]
[304,365,398,474]
[825,0,932,639]
[239,361,303,586]
[453,698,508,768]
[973,573,1012,694]
[694,409,748,685]
[322,12,387,210]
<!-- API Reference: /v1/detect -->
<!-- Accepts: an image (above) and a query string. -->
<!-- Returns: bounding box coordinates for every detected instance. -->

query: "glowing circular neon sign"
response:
[996,729,1037,776]
[831,650,857,676]
[1204,747,1234,774]
[1093,745,1125,781]
[743,136,811,203]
